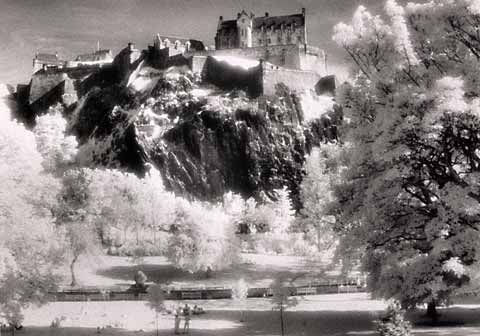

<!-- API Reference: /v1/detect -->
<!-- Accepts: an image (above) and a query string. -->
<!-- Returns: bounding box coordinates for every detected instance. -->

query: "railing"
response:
[50,282,366,302]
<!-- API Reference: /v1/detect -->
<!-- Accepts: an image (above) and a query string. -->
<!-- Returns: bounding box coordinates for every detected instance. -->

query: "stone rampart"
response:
[262,65,320,96]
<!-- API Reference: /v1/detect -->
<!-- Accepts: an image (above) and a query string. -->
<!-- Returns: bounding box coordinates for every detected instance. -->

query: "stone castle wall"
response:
[251,25,305,48]
[191,56,208,76]
[203,56,263,97]
[191,55,320,97]
[262,64,320,96]
[194,44,302,70]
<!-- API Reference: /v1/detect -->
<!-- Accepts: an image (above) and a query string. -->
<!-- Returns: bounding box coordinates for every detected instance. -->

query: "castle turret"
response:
[236,10,253,48]
[302,8,307,45]
[154,34,162,50]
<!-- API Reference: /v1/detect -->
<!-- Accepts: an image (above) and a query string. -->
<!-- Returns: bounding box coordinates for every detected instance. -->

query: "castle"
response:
[216,9,307,50]
[25,9,332,113]
[32,49,113,73]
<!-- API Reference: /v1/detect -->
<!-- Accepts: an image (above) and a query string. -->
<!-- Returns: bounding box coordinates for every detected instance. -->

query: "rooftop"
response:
[218,12,305,31]
[35,53,60,63]
[75,50,112,62]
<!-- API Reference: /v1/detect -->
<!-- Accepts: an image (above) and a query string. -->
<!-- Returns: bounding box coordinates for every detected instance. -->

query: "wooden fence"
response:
[51,282,366,302]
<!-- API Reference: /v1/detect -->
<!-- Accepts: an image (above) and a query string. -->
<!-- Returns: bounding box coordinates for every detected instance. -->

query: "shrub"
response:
[249,233,318,256]
[374,303,411,336]
[110,236,169,257]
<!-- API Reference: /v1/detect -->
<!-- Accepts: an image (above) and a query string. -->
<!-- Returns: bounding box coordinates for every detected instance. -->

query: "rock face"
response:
[19,61,341,208]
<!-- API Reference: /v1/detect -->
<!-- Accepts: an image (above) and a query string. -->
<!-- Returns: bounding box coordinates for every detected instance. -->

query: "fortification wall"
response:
[29,72,67,104]
[191,56,208,76]
[195,44,301,69]
[262,65,320,96]
[299,50,326,74]
[204,56,263,96]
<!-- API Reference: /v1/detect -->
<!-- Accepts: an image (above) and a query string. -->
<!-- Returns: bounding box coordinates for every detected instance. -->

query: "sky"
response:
[0,0,415,85]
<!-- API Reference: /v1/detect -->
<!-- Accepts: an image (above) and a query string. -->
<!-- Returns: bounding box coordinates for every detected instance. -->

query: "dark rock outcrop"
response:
[17,58,341,209]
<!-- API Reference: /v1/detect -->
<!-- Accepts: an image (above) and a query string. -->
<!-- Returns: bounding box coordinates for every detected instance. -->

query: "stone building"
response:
[147,34,205,69]
[67,49,113,67]
[32,53,65,73]
[153,34,205,55]
[215,9,307,50]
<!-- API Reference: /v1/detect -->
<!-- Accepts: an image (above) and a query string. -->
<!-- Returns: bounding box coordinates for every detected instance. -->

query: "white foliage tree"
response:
[34,105,78,174]
[166,198,240,274]
[0,86,66,328]
[331,0,480,319]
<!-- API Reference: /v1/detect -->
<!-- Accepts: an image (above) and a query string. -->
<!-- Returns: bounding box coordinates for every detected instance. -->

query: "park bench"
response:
[296,287,317,296]
[206,289,231,299]
[110,292,135,300]
[181,291,202,300]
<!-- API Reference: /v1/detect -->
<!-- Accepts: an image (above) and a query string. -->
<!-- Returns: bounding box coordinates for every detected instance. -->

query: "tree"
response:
[56,169,98,287]
[145,284,166,336]
[270,277,298,336]
[232,278,249,322]
[33,105,78,175]
[296,145,343,254]
[331,0,480,319]
[0,85,66,332]
[166,198,240,274]
[249,188,295,234]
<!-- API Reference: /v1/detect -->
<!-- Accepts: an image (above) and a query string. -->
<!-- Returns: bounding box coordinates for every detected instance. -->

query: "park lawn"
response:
[65,253,343,289]
[16,293,480,336]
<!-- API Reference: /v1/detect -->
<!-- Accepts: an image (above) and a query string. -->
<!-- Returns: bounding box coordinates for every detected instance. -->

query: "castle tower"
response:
[236,10,253,48]
[302,8,308,45]
[154,34,162,50]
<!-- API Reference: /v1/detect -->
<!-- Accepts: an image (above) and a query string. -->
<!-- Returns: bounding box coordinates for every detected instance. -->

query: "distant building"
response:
[215,9,307,50]
[66,49,113,68]
[147,34,206,69]
[153,34,205,55]
[32,53,65,73]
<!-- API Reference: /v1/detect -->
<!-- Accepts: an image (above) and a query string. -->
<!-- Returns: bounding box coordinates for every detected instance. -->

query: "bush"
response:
[248,233,318,256]
[374,303,411,336]
[108,234,170,257]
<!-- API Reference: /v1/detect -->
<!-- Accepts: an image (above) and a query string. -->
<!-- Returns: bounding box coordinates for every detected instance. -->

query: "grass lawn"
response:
[66,253,343,289]
[15,293,480,336]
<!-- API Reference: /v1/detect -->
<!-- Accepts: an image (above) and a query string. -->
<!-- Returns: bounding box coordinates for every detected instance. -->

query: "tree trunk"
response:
[280,305,285,336]
[426,300,439,322]
[70,254,79,287]
[136,225,139,245]
[316,227,322,251]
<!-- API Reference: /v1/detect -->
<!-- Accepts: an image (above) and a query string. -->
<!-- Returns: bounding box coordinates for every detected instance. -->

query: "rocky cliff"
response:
[17,61,341,208]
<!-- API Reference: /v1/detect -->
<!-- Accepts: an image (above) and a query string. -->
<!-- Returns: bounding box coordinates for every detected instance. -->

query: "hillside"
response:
[14,60,341,207]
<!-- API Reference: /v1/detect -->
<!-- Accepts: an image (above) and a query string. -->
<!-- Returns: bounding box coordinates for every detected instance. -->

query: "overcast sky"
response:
[0,0,416,85]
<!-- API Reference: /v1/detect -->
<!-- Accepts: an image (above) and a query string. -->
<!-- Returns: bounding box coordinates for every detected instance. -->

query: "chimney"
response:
[237,12,241,19]
[302,7,306,16]
[219,15,223,21]
[265,12,269,17]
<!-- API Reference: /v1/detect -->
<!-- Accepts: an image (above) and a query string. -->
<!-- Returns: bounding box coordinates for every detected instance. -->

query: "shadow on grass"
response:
[22,308,382,336]
[405,307,480,336]
[19,326,242,336]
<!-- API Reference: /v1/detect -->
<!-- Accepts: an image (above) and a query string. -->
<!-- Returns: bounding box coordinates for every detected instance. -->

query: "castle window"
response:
[277,35,282,44]
[287,36,291,43]
[267,38,271,45]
